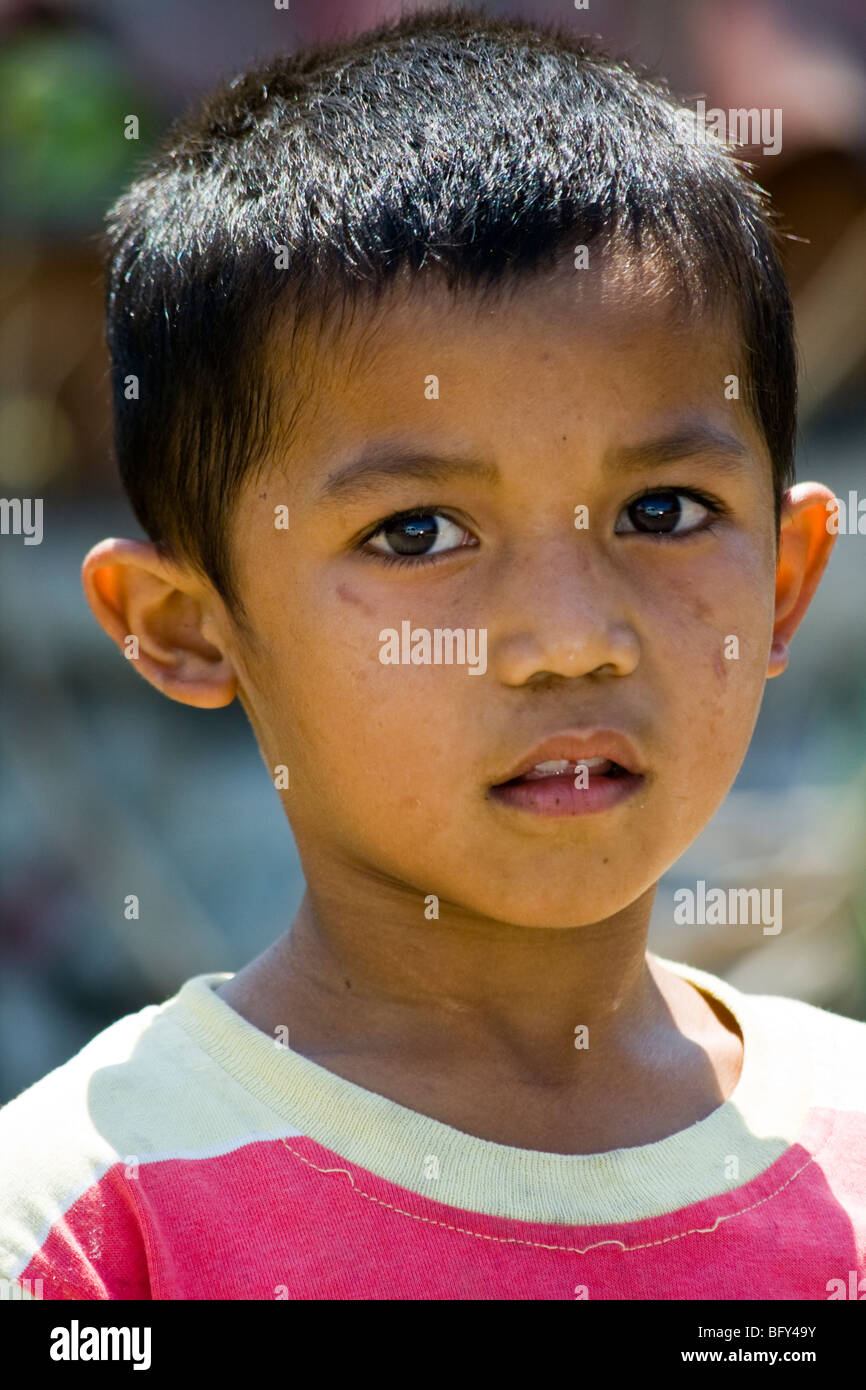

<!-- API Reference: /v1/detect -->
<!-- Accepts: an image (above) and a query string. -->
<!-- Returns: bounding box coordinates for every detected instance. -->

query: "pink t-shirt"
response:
[1,956,865,1300]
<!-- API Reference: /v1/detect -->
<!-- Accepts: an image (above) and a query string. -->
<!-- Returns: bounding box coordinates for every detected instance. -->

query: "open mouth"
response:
[487,741,645,817]
[499,757,630,785]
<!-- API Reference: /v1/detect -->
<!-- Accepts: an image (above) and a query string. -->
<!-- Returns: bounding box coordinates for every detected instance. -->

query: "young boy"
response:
[2,8,864,1302]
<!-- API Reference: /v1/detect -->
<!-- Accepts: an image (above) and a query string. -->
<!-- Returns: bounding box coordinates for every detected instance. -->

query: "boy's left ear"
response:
[768,482,837,678]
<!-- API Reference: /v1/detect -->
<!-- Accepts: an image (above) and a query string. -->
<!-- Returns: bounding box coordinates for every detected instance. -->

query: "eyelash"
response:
[619,487,729,539]
[356,506,474,569]
[356,489,728,568]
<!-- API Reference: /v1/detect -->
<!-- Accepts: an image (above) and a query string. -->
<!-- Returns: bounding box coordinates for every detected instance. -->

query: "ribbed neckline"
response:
[165,956,813,1225]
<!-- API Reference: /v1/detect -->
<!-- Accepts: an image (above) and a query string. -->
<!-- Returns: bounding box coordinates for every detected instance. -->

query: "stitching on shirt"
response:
[279,1119,830,1254]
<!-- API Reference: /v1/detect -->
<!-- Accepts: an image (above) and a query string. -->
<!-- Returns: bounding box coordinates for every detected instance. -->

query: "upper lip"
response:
[491,730,645,785]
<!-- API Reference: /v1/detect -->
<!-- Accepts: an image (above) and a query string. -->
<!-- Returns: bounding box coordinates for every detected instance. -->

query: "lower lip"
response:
[488,771,644,817]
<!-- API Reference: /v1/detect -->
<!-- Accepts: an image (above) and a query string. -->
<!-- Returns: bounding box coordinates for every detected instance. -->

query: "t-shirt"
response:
[1,956,865,1301]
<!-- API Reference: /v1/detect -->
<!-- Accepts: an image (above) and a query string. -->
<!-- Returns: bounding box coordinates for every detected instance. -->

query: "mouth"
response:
[487,732,645,817]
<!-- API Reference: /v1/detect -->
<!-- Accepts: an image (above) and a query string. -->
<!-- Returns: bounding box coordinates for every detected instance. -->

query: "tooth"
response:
[533,759,571,774]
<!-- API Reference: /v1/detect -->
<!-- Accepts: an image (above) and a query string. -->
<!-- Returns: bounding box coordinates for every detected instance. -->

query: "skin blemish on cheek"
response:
[713,649,728,682]
[336,581,374,616]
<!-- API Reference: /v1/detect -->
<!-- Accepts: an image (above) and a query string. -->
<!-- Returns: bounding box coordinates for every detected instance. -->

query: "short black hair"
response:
[104,4,796,627]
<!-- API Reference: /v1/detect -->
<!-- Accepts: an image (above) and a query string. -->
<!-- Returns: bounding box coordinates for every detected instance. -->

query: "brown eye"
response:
[364,510,474,561]
[615,491,712,535]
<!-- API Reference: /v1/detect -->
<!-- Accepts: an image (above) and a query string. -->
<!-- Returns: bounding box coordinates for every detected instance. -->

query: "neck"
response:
[218,876,743,1152]
[257,877,669,1074]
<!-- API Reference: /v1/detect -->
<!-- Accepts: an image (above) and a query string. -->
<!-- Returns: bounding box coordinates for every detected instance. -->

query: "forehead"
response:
[264,252,760,484]
[287,243,740,365]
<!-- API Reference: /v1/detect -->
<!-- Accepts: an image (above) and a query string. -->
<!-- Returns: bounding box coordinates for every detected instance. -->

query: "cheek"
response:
[650,566,773,765]
[335,581,375,616]
[675,541,775,673]
[698,646,771,809]
[256,611,463,809]
[712,647,729,683]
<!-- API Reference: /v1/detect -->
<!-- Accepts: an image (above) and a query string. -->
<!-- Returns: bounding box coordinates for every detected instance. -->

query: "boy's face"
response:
[85,259,834,931]
[218,260,799,928]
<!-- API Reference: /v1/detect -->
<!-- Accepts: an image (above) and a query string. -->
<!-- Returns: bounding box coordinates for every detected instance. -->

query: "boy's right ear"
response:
[81,538,238,708]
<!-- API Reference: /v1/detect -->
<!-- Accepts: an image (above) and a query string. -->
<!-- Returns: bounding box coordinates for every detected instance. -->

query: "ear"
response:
[768,483,837,679]
[81,537,238,707]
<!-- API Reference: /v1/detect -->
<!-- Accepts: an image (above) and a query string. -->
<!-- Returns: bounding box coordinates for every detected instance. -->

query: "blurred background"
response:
[1,0,865,1104]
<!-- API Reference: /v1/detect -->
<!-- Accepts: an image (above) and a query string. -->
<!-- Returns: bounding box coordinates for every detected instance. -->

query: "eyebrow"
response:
[314,424,752,504]
[605,425,752,474]
[315,444,500,503]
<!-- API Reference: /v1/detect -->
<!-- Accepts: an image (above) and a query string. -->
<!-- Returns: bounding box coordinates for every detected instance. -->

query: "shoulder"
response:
[0,999,164,1176]
[0,984,211,1295]
[752,990,866,1111]
[656,954,866,1112]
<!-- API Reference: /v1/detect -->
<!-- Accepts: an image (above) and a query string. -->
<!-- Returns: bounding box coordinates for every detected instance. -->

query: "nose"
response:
[485,535,641,686]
